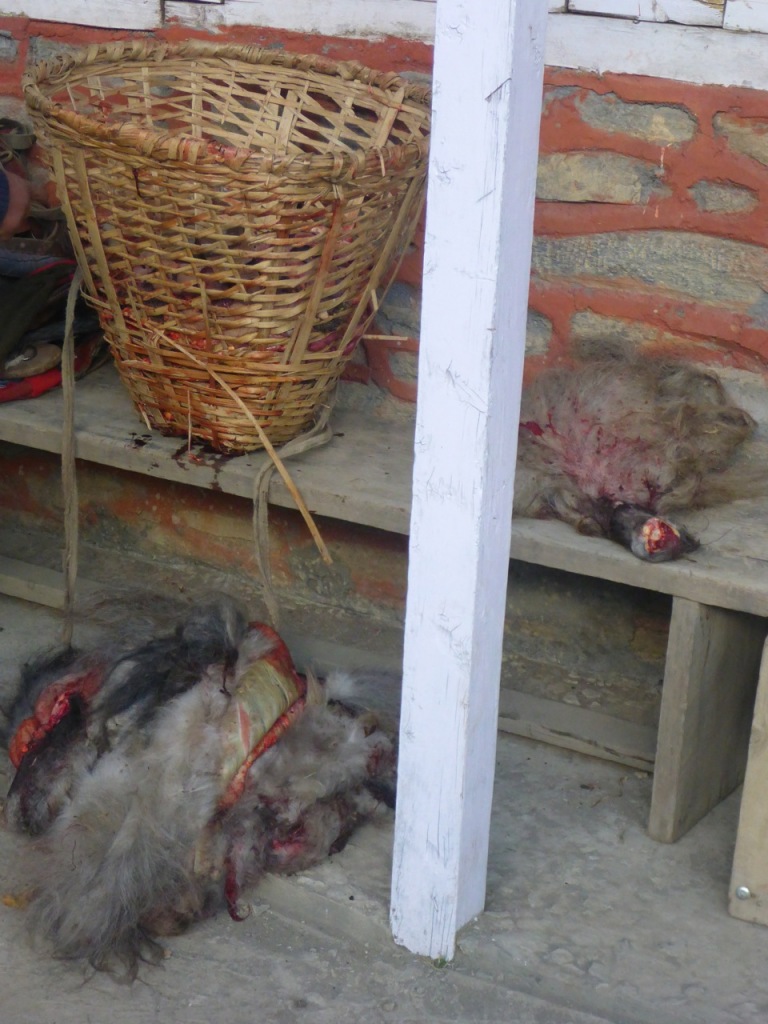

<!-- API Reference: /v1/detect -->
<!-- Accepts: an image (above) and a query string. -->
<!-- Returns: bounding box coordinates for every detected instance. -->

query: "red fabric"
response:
[8,665,104,768]
[215,622,308,814]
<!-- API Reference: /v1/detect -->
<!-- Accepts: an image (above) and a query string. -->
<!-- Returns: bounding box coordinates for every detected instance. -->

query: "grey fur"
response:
[324,669,402,733]
[25,672,236,972]
[4,607,396,977]
[514,342,760,549]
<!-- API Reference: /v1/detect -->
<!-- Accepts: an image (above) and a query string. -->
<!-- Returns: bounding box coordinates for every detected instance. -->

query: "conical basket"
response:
[23,40,431,452]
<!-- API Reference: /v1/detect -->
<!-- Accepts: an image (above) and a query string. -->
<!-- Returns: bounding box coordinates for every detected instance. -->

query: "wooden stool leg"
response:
[729,635,768,925]
[649,597,765,843]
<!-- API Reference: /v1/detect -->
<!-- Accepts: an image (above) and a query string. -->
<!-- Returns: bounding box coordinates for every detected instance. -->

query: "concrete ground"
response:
[0,591,766,1024]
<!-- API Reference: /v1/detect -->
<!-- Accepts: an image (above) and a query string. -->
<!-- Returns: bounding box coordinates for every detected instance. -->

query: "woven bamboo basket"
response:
[23,41,431,452]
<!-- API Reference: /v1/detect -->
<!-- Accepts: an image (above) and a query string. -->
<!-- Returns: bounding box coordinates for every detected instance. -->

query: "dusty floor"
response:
[0,591,766,1024]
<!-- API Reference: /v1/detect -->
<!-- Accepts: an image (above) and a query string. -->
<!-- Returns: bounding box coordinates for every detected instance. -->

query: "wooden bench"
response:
[2,362,768,854]
[510,513,768,843]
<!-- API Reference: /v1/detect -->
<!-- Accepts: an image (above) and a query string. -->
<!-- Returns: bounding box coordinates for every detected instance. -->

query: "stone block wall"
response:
[376,67,768,397]
[338,67,768,399]
[529,68,768,385]
[1,14,768,399]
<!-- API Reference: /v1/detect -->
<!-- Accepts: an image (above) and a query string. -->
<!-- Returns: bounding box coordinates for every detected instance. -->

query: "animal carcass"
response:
[1,598,395,977]
[514,343,758,561]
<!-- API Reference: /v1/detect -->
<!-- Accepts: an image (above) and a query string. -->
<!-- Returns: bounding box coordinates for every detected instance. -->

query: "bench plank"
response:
[649,597,766,842]
[0,556,67,609]
[0,363,415,535]
[499,688,656,770]
[510,517,768,618]
[2,364,768,614]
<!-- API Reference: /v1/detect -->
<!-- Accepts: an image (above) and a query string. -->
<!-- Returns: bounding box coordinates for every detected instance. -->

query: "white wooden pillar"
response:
[390,0,547,959]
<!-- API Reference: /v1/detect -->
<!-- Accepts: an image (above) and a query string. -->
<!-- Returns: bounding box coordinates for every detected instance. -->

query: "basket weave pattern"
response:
[24,41,431,451]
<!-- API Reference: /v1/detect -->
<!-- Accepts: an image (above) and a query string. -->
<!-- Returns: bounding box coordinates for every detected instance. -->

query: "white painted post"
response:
[390,0,547,959]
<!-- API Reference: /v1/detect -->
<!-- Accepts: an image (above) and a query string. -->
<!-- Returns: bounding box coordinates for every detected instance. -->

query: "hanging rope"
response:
[251,396,336,628]
[59,303,335,635]
[61,265,83,647]
[160,330,334,627]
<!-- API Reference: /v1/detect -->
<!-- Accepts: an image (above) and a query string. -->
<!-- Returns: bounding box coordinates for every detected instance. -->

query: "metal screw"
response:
[735,885,752,900]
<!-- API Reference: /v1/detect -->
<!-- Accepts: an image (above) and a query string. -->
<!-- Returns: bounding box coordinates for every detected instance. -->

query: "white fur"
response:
[12,626,396,976]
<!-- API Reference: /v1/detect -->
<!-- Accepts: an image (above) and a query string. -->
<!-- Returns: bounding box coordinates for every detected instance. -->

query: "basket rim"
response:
[22,38,432,178]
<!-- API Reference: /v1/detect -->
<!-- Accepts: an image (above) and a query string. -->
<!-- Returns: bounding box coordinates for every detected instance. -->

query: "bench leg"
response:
[729,635,768,925]
[648,597,765,843]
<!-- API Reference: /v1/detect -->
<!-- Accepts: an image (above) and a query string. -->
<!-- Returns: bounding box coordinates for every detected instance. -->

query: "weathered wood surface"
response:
[547,13,768,90]
[0,364,412,535]
[498,689,656,771]
[0,556,67,609]
[729,634,768,926]
[2,0,161,28]
[511,515,768,619]
[649,597,766,843]
[4,364,768,615]
[568,0,723,27]
[724,0,768,32]
[0,556,103,608]
[165,0,437,37]
[4,3,768,90]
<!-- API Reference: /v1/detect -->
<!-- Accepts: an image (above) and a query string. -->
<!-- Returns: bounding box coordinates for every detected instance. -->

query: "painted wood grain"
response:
[165,0,437,38]
[388,0,546,960]
[724,0,768,31]
[547,13,768,88]
[7,2,768,86]
[2,0,160,29]
[569,0,723,26]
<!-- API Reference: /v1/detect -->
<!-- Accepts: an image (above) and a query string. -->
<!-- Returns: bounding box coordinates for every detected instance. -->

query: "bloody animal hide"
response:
[514,341,758,561]
[1,598,396,978]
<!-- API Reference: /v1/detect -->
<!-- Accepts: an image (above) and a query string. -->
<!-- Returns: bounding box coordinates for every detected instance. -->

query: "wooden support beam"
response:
[390,0,547,960]
[0,557,102,609]
[498,689,656,772]
[0,556,66,609]
[649,598,765,843]
[729,635,768,926]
